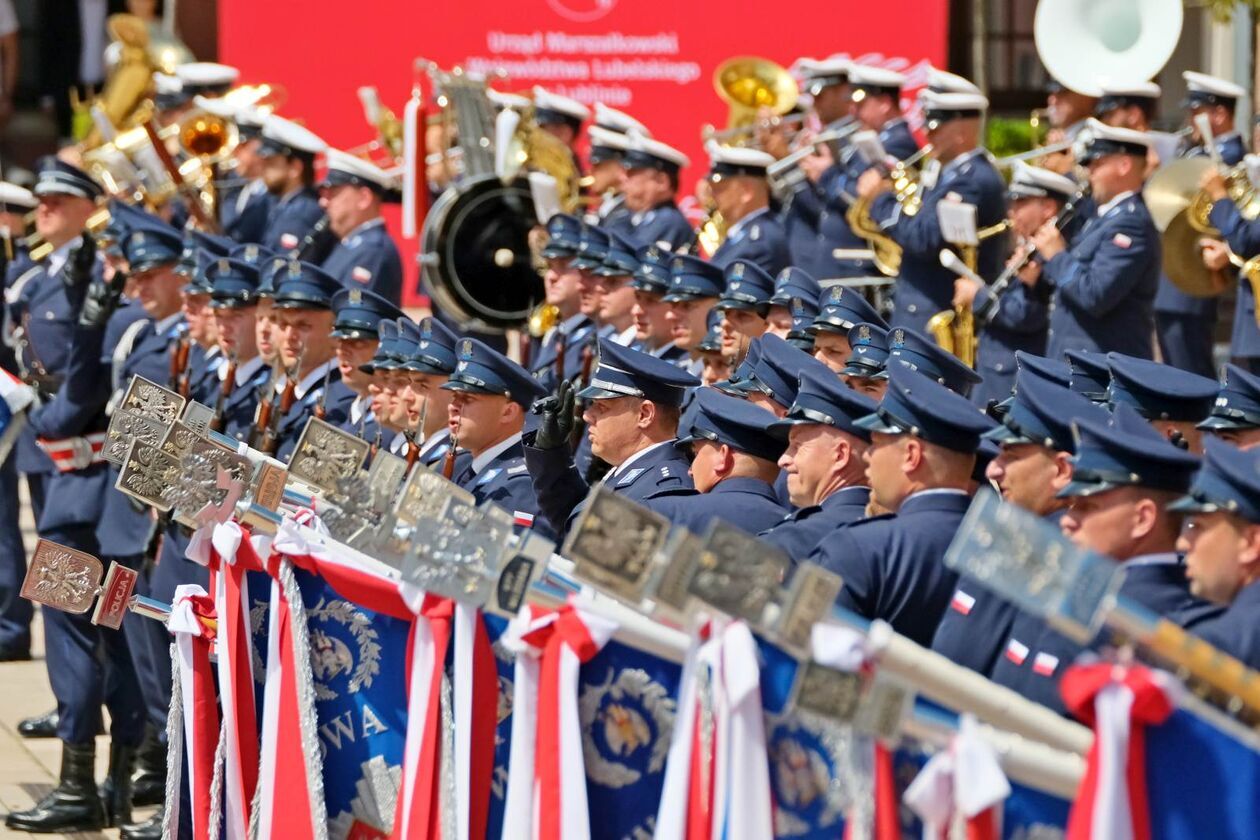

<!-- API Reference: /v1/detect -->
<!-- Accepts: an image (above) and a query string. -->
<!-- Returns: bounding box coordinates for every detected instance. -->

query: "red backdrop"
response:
[219,0,949,305]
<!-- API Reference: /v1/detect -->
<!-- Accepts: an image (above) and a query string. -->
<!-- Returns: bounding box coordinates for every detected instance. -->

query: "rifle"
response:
[442,414,460,481]
[209,353,238,433]
[170,328,191,396]
[258,350,302,456]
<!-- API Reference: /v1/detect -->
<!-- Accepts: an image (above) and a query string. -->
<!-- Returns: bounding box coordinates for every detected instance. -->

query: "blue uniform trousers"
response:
[0,455,32,648]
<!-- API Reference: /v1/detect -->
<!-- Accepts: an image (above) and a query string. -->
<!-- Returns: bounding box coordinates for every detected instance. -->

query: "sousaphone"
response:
[1034,0,1183,97]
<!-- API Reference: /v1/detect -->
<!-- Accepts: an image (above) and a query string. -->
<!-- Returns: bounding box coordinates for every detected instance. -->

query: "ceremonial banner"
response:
[218,0,949,305]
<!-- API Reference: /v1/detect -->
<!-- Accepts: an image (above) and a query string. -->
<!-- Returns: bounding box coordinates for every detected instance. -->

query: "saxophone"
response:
[926,220,1011,368]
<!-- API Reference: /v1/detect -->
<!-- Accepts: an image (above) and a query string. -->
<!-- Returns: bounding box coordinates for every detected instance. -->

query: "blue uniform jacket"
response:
[816,118,920,278]
[1194,579,1260,670]
[327,383,380,444]
[1209,197,1260,358]
[220,182,274,244]
[1044,192,1160,361]
[217,358,273,444]
[929,575,1021,675]
[320,218,404,306]
[869,149,1008,334]
[97,315,187,555]
[262,187,323,254]
[757,485,870,562]
[811,490,971,646]
[991,557,1222,713]
[622,201,695,252]
[972,279,1051,408]
[530,315,597,393]
[455,440,556,541]
[187,348,225,407]
[1155,135,1245,318]
[709,208,791,276]
[643,475,787,537]
[273,366,348,463]
[522,435,692,537]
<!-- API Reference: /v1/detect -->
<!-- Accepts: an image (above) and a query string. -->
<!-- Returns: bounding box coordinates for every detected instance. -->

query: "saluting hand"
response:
[531,378,576,450]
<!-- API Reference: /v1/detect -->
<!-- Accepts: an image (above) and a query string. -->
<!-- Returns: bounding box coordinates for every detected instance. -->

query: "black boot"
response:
[16,708,58,739]
[4,741,105,832]
[131,728,166,807]
[99,742,137,828]
[120,809,163,840]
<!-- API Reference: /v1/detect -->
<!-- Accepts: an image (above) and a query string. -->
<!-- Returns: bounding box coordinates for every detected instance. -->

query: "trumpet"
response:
[702,114,808,148]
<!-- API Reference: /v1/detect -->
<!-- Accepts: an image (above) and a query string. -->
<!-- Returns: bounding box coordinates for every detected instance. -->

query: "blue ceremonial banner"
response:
[296,568,409,840]
[579,638,681,839]
[1147,708,1260,840]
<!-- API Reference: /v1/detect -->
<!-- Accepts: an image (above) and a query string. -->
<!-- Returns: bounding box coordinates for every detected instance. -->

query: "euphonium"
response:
[694,197,727,258]
[1186,162,1260,235]
[926,221,1011,368]
[844,145,935,277]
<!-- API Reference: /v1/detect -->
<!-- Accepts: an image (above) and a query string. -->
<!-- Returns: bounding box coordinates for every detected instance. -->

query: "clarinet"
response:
[292,214,337,263]
[975,189,1087,328]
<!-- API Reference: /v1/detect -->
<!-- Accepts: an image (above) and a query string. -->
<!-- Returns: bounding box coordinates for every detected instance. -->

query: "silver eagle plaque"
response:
[562,486,670,603]
[116,439,182,512]
[687,520,790,626]
[287,417,371,495]
[104,376,185,465]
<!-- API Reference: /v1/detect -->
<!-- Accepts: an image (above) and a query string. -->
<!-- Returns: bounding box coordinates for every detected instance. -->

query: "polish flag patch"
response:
[352,266,373,284]
[280,233,299,250]
[1112,233,1132,249]
[1032,652,1060,677]
[950,589,976,616]
[513,511,535,528]
[1004,639,1029,666]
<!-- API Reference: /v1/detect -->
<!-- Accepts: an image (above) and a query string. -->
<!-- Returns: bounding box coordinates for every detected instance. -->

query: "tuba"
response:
[708,56,799,142]
[1034,0,1182,98]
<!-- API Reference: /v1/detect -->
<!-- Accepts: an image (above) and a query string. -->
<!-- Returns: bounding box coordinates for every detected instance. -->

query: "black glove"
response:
[62,232,98,312]
[77,269,127,328]
[584,455,612,485]
[531,378,575,450]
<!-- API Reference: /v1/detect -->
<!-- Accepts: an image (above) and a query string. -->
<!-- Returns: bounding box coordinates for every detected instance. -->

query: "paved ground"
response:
[0,482,156,838]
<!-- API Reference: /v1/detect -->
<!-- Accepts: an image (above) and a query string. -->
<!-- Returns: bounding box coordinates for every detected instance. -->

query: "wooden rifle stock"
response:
[209,356,238,432]
[259,375,296,455]
[170,333,191,395]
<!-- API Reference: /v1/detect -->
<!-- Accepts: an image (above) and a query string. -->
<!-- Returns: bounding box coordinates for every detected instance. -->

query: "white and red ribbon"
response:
[502,599,617,840]
[1061,662,1177,840]
[903,715,1010,840]
[655,618,774,840]
[188,520,261,840]
[165,584,221,840]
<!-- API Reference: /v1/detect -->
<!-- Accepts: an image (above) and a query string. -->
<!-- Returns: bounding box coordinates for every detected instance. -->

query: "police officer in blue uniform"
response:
[858,90,1007,333]
[10,187,167,833]
[619,135,695,251]
[325,287,405,444]
[955,163,1079,408]
[1152,72,1248,377]
[217,104,274,243]
[809,64,920,279]
[532,214,598,391]
[807,284,888,374]
[318,149,404,305]
[399,317,469,470]
[628,244,688,364]
[0,181,37,663]
[1106,352,1218,453]
[205,255,273,442]
[714,259,774,360]
[373,317,425,457]
[705,144,790,275]
[990,404,1221,713]
[442,338,554,538]
[1201,138,1260,373]
[1174,438,1260,669]
[932,370,1105,675]
[767,266,821,341]
[1198,363,1260,450]
[663,254,726,378]
[176,237,230,405]
[1031,119,1160,361]
[809,363,996,646]
[759,367,876,561]
[258,115,328,255]
[643,387,788,535]
[268,261,349,461]
[780,58,856,280]
[784,295,819,352]
[838,322,891,400]
[524,339,698,536]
